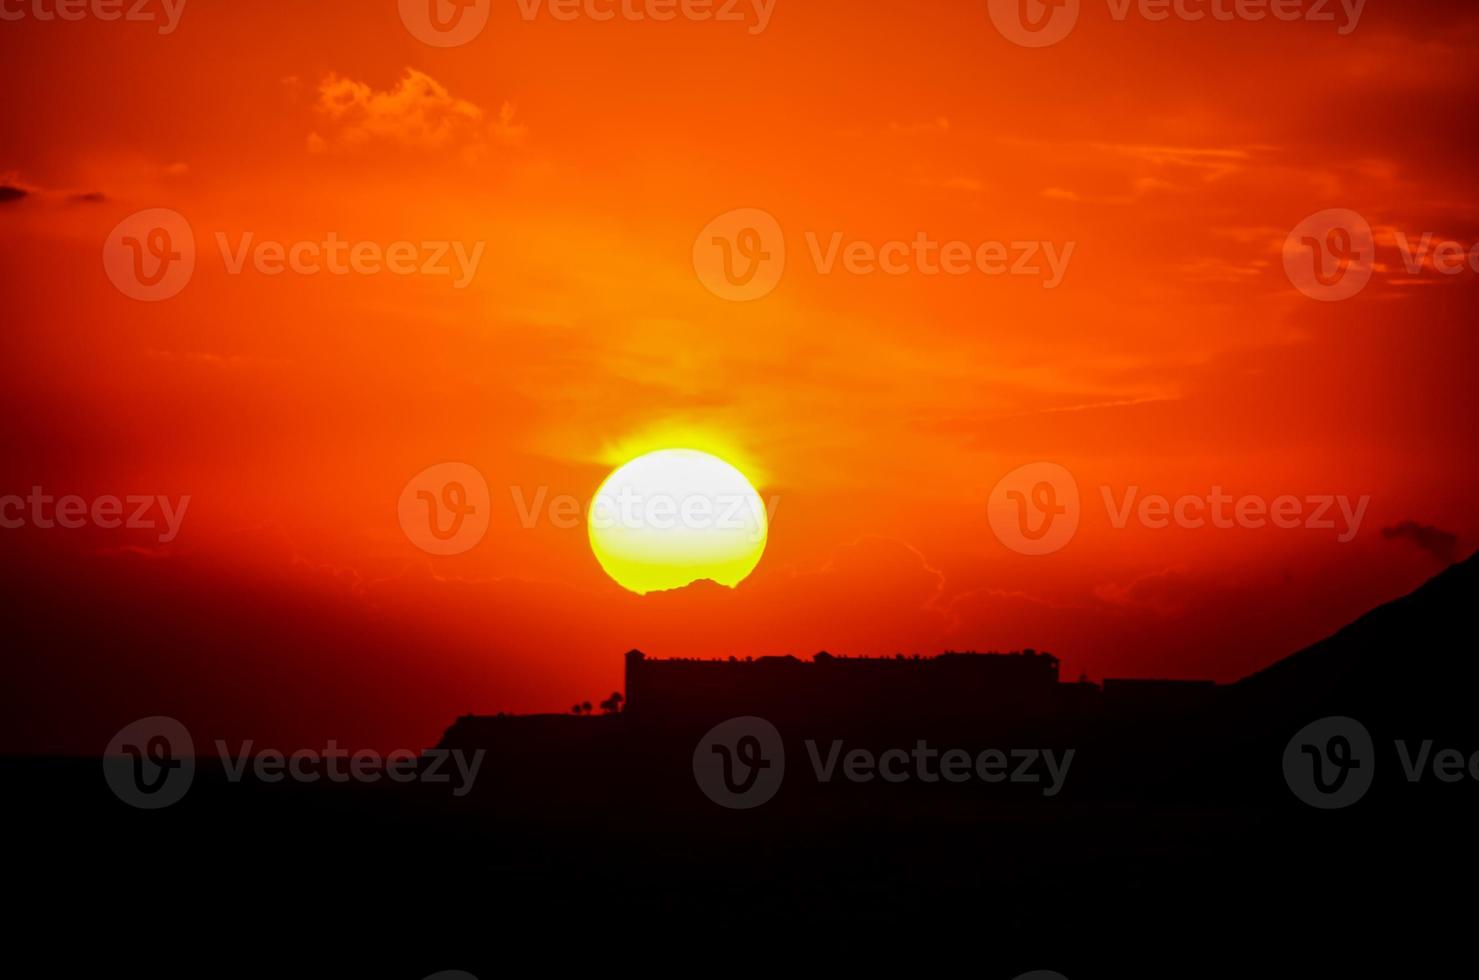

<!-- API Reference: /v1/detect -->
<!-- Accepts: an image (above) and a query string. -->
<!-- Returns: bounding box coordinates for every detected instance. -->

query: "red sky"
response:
[3,0,1476,753]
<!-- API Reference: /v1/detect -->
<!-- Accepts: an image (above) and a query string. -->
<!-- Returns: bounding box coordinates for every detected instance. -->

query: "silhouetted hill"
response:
[1232,549,1479,733]
[14,553,1479,972]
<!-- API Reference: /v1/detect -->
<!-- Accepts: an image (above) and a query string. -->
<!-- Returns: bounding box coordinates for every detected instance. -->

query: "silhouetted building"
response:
[624,648,1068,728]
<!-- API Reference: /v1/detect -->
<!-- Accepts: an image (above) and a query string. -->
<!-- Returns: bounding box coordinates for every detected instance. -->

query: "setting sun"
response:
[587,449,768,595]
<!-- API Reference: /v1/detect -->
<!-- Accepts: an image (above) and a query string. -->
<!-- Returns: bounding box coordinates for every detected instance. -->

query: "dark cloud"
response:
[0,183,105,205]
[1094,566,1195,614]
[1382,521,1461,564]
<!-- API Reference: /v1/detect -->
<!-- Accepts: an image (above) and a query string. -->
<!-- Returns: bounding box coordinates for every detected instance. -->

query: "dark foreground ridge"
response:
[13,552,1479,974]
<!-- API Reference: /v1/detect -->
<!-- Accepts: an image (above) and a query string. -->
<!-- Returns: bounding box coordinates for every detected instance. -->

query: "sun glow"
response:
[587,449,768,595]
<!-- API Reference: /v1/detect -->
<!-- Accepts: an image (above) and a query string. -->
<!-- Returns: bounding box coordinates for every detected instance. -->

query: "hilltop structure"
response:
[623,648,1105,728]
[440,648,1229,749]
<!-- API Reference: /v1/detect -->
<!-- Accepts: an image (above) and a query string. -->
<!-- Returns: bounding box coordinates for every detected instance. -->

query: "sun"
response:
[588,448,768,595]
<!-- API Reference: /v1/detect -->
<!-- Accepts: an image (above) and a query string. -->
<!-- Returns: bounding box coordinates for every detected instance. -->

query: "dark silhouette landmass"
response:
[447,646,1219,746]
[1237,544,1478,729]
[11,551,1479,975]
[444,550,1479,758]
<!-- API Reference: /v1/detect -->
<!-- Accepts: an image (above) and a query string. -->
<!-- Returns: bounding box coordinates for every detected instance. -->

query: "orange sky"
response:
[3,1,1476,752]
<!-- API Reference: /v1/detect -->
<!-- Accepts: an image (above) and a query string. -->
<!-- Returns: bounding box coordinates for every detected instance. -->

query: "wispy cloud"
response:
[307,69,527,159]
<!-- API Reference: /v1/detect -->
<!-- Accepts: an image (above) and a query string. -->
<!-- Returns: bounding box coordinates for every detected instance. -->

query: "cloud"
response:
[0,172,108,206]
[1093,566,1195,615]
[1090,143,1256,182]
[308,69,526,159]
[1381,521,1461,564]
[910,175,983,193]
[1177,255,1270,284]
